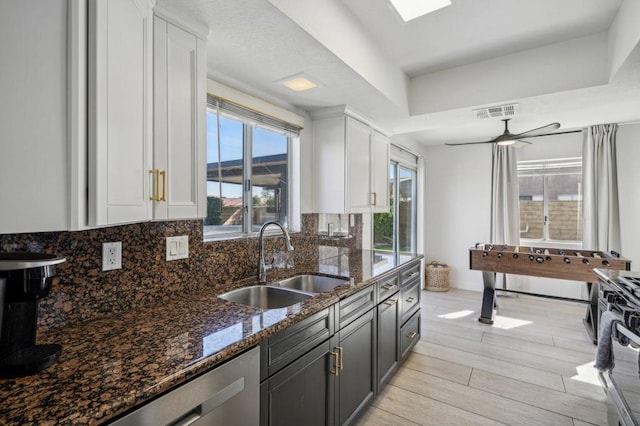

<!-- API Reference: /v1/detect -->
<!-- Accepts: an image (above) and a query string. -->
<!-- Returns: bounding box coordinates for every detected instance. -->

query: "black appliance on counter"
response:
[596,269,640,426]
[0,252,66,378]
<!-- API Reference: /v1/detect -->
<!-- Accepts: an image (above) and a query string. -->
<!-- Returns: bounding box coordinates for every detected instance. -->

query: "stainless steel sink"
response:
[273,274,350,294]
[218,285,312,309]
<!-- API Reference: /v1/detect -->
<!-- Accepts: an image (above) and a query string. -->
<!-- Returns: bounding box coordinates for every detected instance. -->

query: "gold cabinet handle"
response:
[159,170,167,201]
[381,283,396,291]
[149,169,160,201]
[336,346,344,370]
[407,331,417,339]
[330,351,340,376]
[406,297,415,303]
[384,299,397,306]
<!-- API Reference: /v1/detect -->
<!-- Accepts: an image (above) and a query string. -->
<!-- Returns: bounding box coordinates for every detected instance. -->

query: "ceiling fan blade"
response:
[514,122,560,138]
[445,140,495,146]
[512,139,533,148]
[517,129,582,139]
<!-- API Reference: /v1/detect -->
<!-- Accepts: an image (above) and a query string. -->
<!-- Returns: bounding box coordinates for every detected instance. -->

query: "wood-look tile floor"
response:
[357,288,607,426]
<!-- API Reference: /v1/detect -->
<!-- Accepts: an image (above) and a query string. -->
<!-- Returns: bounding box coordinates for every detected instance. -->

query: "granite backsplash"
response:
[0,214,362,330]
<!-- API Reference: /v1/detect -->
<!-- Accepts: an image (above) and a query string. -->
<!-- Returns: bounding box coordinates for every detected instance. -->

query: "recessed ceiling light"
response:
[389,0,451,22]
[277,73,319,92]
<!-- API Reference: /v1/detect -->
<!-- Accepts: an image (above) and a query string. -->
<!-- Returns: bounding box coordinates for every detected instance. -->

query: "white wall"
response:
[423,131,602,299]
[410,33,609,115]
[0,0,69,233]
[424,143,492,292]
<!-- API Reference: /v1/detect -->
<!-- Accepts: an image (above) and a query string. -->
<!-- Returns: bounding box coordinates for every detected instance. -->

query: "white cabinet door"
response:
[346,117,373,214]
[0,0,69,233]
[88,0,153,226]
[371,130,390,213]
[153,17,206,220]
[312,109,390,215]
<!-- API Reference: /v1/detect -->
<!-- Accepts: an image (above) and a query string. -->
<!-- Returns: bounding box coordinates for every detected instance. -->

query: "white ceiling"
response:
[160,0,640,146]
[341,0,623,76]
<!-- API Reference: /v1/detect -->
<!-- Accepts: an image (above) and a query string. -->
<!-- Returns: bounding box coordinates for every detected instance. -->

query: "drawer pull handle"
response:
[382,283,397,291]
[330,351,340,376]
[406,297,415,303]
[384,299,397,306]
[337,346,344,370]
[407,331,418,339]
[404,272,419,280]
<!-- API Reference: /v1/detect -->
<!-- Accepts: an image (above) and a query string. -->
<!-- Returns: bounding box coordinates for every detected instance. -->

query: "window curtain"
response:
[490,145,521,245]
[582,124,620,252]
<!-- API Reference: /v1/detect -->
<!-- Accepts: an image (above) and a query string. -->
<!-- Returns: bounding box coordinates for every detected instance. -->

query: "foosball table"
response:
[469,243,631,343]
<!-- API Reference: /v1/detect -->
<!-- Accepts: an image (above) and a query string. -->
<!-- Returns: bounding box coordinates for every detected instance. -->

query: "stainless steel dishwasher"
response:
[110,346,259,426]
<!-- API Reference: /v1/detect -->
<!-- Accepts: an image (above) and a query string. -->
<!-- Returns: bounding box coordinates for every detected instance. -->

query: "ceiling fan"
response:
[445,119,576,147]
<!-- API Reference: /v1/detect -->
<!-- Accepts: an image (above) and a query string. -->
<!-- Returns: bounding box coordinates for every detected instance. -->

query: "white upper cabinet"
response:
[88,0,154,226]
[312,107,390,214]
[152,14,207,220]
[370,129,390,213]
[0,0,70,234]
[87,0,208,226]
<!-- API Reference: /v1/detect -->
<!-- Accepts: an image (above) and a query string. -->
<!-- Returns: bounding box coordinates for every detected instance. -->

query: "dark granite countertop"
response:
[0,249,422,425]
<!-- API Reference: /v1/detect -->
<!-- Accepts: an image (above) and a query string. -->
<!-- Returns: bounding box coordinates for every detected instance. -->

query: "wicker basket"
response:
[425,261,450,292]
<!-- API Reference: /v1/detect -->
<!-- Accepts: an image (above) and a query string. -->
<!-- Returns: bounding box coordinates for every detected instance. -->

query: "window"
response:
[205,96,300,239]
[373,146,418,259]
[518,157,582,242]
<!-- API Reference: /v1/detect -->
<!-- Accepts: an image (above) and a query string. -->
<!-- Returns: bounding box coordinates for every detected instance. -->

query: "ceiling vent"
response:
[474,103,519,120]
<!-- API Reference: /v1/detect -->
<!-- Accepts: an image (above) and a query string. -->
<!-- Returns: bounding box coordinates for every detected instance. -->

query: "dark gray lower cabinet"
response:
[336,309,376,425]
[377,294,399,390]
[261,336,337,426]
[261,260,423,425]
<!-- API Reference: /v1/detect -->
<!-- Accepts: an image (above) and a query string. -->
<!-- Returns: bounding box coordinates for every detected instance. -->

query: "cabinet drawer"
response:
[377,274,399,303]
[261,307,334,380]
[400,262,421,288]
[400,310,420,362]
[338,285,375,329]
[400,281,421,324]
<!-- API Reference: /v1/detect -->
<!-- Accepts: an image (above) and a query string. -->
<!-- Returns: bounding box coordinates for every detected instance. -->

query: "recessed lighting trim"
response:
[277,73,319,92]
[389,0,451,22]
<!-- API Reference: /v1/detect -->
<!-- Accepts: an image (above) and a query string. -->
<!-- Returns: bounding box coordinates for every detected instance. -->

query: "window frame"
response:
[204,98,299,241]
[517,157,582,244]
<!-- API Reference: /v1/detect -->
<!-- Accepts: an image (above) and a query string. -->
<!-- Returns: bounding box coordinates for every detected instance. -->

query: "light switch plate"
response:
[166,235,189,261]
[102,241,122,271]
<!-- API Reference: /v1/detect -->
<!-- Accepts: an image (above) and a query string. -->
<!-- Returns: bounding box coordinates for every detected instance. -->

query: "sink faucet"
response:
[258,221,294,283]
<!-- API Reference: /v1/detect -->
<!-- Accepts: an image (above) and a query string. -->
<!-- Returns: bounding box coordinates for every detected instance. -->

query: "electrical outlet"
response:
[102,242,122,271]
[166,235,188,261]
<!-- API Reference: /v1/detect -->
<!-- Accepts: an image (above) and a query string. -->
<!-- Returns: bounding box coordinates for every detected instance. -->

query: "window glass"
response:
[204,104,294,240]
[518,175,544,240]
[547,174,582,241]
[205,113,244,236]
[251,126,288,230]
[374,156,418,258]
[398,166,416,254]
[517,158,582,242]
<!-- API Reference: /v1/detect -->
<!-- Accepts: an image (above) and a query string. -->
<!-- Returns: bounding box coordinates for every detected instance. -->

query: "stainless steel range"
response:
[595,269,640,426]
